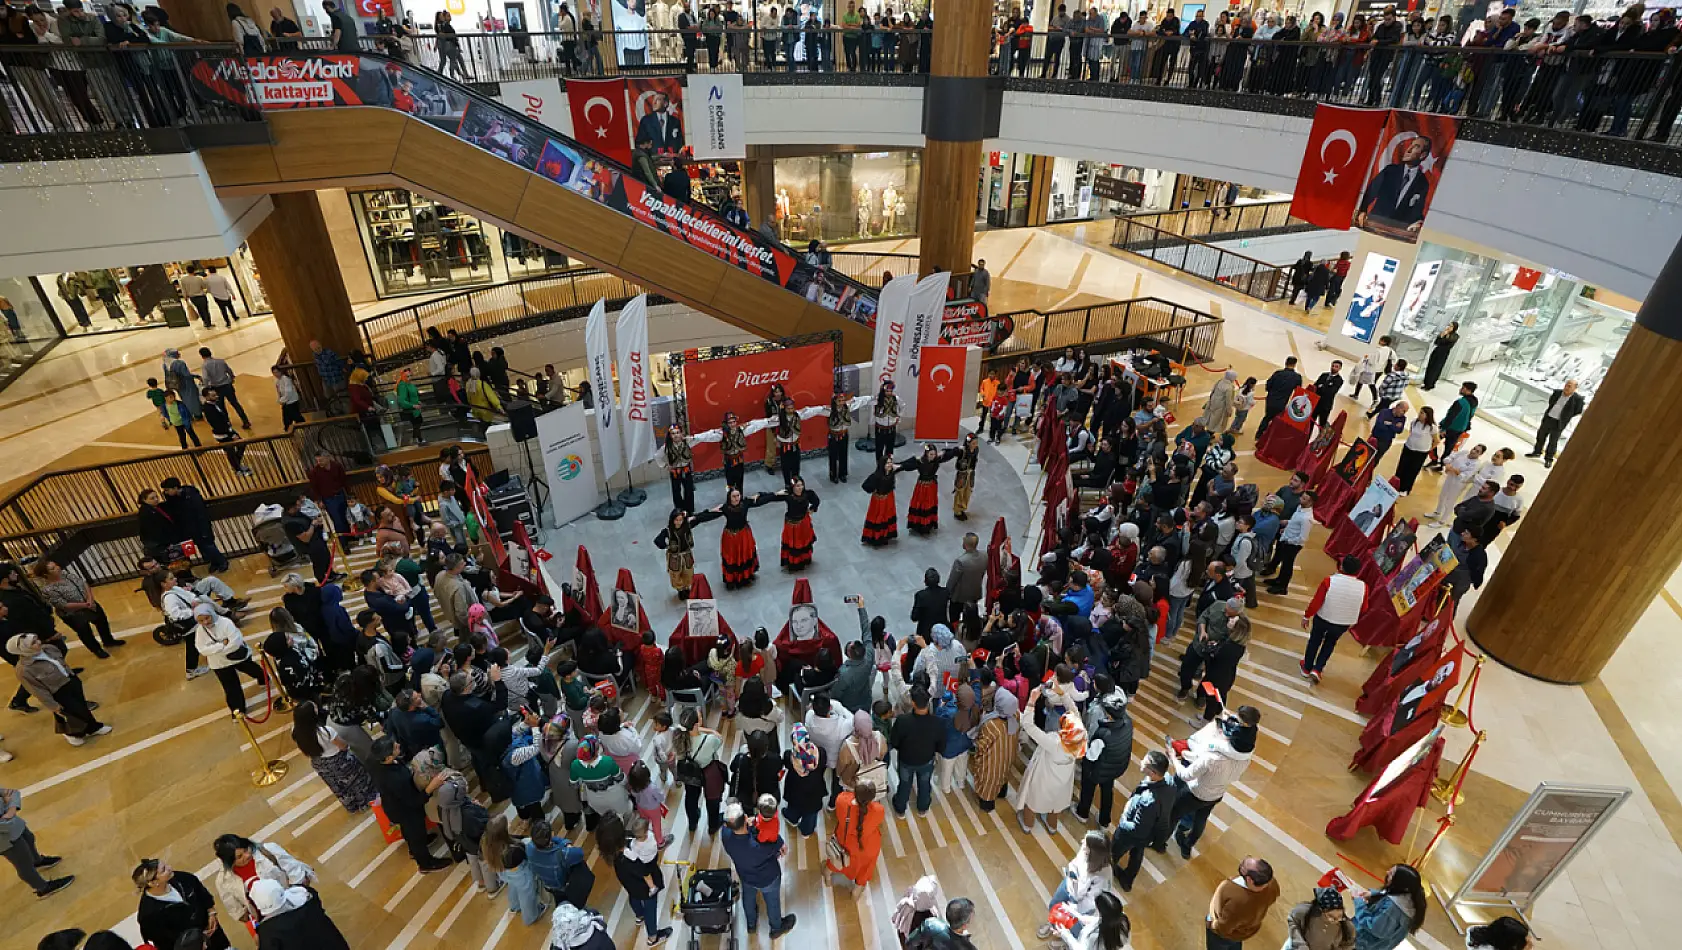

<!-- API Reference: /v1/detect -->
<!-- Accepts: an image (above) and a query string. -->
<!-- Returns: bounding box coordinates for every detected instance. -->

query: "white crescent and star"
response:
[929,363,954,392]
[1319,129,1358,185]
[584,96,614,140]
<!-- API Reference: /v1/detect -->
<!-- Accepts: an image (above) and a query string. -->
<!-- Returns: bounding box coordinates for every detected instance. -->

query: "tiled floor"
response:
[1,225,1678,950]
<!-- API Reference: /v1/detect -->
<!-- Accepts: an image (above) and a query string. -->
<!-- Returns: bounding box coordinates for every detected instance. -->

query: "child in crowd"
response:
[162,389,199,449]
[582,692,609,735]
[627,761,672,847]
[395,463,427,530]
[650,709,676,785]
[637,631,666,702]
[1012,383,1035,434]
[346,498,375,537]
[988,385,1014,444]
[978,370,1000,413]
[498,844,548,926]
[146,378,169,428]
[1230,377,1257,434]
[871,699,896,740]
[750,793,780,844]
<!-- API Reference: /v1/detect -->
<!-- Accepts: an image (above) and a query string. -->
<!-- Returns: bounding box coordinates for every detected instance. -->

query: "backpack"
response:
[1236,533,1260,572]
[459,798,490,844]
[675,732,715,788]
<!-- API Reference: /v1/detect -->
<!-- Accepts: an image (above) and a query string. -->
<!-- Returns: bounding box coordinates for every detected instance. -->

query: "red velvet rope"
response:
[1461,663,1482,735]
[1450,737,1481,807]
[244,662,276,725]
[1412,815,1455,870]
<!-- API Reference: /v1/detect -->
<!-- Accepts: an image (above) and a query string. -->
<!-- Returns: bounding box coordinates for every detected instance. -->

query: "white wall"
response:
[0,153,271,279]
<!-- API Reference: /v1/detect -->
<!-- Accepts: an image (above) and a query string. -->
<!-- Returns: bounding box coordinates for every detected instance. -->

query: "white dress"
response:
[1011,720,1077,814]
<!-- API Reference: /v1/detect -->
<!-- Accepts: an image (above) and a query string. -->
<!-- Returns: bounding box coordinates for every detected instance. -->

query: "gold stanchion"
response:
[1438,654,1485,727]
[256,645,296,714]
[232,710,289,787]
[1413,814,1455,870]
[1431,730,1487,807]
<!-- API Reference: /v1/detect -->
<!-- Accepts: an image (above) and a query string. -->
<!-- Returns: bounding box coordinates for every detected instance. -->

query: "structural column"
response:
[157,0,234,42]
[1466,235,1682,683]
[245,191,362,363]
[918,0,997,278]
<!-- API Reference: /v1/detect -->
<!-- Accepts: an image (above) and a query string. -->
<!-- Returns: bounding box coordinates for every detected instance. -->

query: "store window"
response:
[35,253,269,336]
[352,189,494,296]
[772,151,920,245]
[984,152,1032,229]
[1391,241,1637,443]
[1047,157,1095,223]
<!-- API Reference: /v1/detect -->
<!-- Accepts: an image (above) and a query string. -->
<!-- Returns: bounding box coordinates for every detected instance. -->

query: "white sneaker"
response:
[0,748,13,763]
[64,735,85,747]
[91,725,112,737]
[186,666,211,680]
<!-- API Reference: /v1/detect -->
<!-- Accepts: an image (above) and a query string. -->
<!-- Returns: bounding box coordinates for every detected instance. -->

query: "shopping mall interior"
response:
[3,3,1680,950]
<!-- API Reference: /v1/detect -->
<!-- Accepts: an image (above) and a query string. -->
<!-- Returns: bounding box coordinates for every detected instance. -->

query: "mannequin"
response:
[650,0,679,58]
[856,184,873,237]
[56,272,92,330]
[776,188,792,238]
[882,185,900,232]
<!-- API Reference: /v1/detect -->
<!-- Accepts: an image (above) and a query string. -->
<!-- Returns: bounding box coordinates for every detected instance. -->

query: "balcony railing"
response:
[987,295,1222,368]
[1111,216,1290,301]
[0,43,260,137]
[1121,198,1312,242]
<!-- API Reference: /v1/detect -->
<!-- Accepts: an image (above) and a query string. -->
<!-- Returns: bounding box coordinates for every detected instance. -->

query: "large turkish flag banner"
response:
[1290,105,1389,231]
[913,345,968,443]
[566,78,633,166]
[683,343,835,471]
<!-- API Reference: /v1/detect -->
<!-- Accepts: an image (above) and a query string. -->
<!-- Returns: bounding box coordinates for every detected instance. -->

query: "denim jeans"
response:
[893,760,935,814]
[1303,617,1349,674]
[782,803,819,838]
[741,878,784,932]
[628,894,660,937]
[1166,594,1192,639]
[1206,928,1243,950]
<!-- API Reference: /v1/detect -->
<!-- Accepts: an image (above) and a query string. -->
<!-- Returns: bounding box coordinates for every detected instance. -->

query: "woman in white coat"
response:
[1427,443,1483,523]
[210,833,316,926]
[192,603,269,715]
[1013,686,1083,835]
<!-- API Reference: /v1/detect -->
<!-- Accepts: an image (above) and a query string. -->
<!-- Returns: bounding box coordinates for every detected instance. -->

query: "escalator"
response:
[189,51,876,361]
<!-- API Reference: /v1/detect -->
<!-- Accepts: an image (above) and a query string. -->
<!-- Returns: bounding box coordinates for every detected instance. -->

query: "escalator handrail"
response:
[231,49,880,323]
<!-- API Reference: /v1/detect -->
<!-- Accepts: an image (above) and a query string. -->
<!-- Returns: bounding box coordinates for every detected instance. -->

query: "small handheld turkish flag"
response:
[1290,105,1389,231]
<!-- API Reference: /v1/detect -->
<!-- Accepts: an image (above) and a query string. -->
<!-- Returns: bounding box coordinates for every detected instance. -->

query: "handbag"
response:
[825,804,852,867]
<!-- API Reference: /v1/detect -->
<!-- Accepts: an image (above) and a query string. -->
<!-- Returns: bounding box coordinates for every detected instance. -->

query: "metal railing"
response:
[1122,198,1311,242]
[826,250,920,287]
[1111,216,1289,301]
[987,296,1222,368]
[0,44,260,137]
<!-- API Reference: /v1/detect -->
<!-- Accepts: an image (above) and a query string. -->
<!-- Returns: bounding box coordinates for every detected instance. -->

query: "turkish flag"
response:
[1514,267,1542,291]
[1290,105,1388,230]
[913,345,968,442]
[566,78,633,167]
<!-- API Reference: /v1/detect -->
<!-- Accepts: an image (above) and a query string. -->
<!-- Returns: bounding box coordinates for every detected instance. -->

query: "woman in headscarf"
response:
[547,902,616,950]
[781,722,828,838]
[837,708,888,793]
[465,602,499,650]
[827,777,885,891]
[890,874,946,941]
[934,675,977,794]
[911,623,965,687]
[264,607,325,703]
[1013,685,1083,834]
[247,878,349,950]
[465,366,502,424]
[570,733,632,823]
[969,687,1018,811]
[1202,369,1239,434]
[539,713,585,832]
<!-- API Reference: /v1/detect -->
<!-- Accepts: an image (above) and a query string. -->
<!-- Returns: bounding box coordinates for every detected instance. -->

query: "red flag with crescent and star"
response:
[1290,104,1390,231]
[565,78,633,167]
[913,345,968,443]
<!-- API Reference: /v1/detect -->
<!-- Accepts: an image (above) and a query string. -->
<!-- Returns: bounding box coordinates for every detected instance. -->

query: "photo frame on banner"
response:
[627,76,685,154]
[1334,438,1373,483]
[1373,519,1418,576]
[788,603,820,642]
[1422,533,1459,575]
[458,101,548,169]
[1391,616,1445,675]
[1355,110,1460,244]
[1388,556,1436,615]
[686,598,719,641]
[1349,477,1400,537]
[1284,388,1318,430]
[610,589,642,632]
[1394,648,1462,730]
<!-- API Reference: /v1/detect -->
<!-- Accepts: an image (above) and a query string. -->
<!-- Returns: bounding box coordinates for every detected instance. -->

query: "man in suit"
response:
[635,90,684,153]
[1356,135,1434,234]
[1525,379,1584,468]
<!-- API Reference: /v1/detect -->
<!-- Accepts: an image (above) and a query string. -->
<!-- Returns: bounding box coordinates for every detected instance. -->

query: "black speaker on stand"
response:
[506,401,548,526]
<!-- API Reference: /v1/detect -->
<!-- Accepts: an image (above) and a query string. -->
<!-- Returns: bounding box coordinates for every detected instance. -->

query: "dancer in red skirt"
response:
[898,443,959,536]
[862,457,913,546]
[767,476,821,570]
[690,487,772,589]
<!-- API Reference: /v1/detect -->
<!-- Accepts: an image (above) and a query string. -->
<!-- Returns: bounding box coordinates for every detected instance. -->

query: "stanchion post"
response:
[232,710,290,787]
[1431,730,1487,807]
[256,645,296,713]
[1439,655,1485,728]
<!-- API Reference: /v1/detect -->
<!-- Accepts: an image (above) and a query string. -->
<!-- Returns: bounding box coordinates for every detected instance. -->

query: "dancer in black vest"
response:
[775,397,803,488]
[898,444,959,536]
[763,383,788,473]
[827,391,853,483]
[767,477,821,570]
[719,413,748,494]
[663,425,695,513]
[654,508,706,599]
[951,433,982,522]
[872,380,900,464]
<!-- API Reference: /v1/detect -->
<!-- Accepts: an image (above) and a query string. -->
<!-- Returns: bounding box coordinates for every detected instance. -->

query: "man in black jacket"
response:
[1110,750,1177,890]
[910,569,949,642]
[160,477,229,573]
[1254,357,1302,437]
[889,685,943,816]
[1075,696,1134,826]
[1525,379,1584,468]
[384,688,444,763]
[1311,360,1344,431]
[371,737,453,871]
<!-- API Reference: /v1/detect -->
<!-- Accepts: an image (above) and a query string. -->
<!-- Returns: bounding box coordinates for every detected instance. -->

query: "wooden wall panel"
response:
[246,192,361,360]
[392,123,529,224]
[1467,321,1682,682]
[513,175,637,269]
[199,145,281,188]
[622,227,728,305]
[931,0,995,77]
[919,139,984,276]
[269,109,404,183]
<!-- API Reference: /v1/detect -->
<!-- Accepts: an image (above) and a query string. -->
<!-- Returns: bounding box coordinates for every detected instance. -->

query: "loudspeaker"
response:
[508,400,538,441]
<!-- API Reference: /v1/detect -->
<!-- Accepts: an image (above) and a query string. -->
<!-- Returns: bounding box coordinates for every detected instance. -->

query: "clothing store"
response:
[13,248,268,340]
[347,188,573,297]
[770,150,921,244]
[1387,238,1638,442]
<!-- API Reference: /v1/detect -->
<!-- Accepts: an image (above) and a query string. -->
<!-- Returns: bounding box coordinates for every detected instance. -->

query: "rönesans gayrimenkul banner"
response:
[584,300,624,482]
[900,271,952,417]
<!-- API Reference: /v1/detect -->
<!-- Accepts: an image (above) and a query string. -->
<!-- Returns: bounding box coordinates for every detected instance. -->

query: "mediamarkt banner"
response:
[683,342,835,471]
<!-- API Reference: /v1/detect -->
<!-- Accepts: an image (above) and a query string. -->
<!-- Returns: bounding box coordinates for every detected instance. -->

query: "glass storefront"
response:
[771,151,920,244]
[983,152,1033,228]
[34,251,269,336]
[347,188,586,297]
[1390,240,1637,444]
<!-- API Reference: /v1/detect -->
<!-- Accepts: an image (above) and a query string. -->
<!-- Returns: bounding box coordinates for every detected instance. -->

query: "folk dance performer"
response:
[776,398,804,488]
[861,457,913,546]
[691,488,772,589]
[662,425,695,513]
[720,413,748,494]
[952,433,982,522]
[767,477,821,570]
[828,391,853,483]
[654,509,707,599]
[763,382,788,473]
[899,444,959,536]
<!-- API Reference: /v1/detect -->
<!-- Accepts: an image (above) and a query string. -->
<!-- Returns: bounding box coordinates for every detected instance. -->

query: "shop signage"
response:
[1451,784,1629,911]
[682,342,836,471]
[688,74,745,160]
[1093,175,1145,206]
[940,305,1013,350]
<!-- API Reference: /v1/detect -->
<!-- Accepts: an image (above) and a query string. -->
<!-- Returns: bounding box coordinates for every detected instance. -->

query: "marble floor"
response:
[2,226,1680,950]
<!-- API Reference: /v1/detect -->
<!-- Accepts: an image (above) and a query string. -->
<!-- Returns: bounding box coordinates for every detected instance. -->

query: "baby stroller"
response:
[251,503,305,577]
[679,867,739,950]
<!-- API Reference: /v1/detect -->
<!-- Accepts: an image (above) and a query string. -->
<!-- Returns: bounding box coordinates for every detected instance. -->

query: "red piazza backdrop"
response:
[683,343,835,471]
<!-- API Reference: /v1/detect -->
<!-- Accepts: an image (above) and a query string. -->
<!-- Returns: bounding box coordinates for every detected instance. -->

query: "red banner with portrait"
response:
[626,76,686,155]
[683,343,836,471]
[1355,110,1458,244]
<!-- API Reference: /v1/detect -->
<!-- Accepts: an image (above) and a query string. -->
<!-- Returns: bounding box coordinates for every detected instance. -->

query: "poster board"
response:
[1449,783,1630,912]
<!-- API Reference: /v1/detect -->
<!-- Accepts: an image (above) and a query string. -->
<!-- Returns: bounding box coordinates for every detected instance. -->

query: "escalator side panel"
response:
[513,167,638,269]
[713,266,809,341]
[622,225,728,310]
[200,144,282,187]
[272,108,405,182]
[392,121,530,224]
